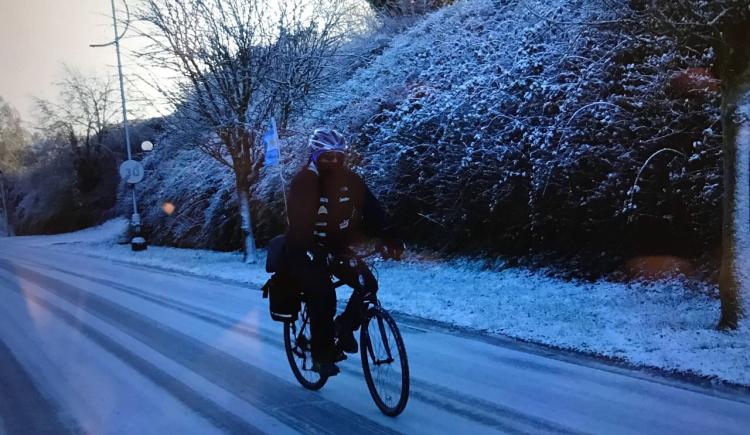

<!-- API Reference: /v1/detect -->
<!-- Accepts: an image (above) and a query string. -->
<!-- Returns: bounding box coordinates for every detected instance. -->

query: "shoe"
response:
[312,360,340,377]
[333,350,347,363]
[336,330,358,354]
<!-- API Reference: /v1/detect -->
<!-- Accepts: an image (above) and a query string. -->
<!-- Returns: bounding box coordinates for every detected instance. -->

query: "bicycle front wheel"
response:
[360,306,410,416]
[284,303,328,390]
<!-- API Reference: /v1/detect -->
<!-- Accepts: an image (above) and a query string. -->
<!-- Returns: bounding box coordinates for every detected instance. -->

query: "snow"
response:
[17,220,750,387]
[374,259,750,385]
[6,218,130,246]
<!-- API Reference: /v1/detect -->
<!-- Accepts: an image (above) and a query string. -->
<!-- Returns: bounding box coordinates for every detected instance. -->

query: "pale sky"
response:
[0,0,149,124]
[0,0,371,126]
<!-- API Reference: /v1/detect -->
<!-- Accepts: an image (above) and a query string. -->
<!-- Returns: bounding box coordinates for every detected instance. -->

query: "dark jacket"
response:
[286,162,394,262]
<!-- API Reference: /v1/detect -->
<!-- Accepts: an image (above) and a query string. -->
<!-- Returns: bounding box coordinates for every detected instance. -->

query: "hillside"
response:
[132,0,723,279]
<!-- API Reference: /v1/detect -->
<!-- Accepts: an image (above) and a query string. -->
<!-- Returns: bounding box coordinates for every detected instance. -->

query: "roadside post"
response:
[90,0,147,251]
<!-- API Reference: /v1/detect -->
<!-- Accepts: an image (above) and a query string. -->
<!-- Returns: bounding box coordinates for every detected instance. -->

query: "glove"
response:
[378,239,405,261]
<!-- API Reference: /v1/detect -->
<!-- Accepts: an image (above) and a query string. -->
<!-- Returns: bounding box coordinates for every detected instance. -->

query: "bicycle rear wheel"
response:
[284,303,328,390]
[360,306,409,416]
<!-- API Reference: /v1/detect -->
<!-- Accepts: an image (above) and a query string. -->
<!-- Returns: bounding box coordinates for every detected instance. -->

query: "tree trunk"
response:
[235,167,257,264]
[0,177,10,237]
[718,75,750,330]
[230,127,258,264]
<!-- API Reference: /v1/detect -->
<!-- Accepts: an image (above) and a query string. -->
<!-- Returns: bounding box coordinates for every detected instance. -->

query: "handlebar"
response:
[330,249,381,289]
[358,250,382,260]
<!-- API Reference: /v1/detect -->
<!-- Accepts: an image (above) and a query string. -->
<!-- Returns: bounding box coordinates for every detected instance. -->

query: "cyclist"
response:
[286,128,404,377]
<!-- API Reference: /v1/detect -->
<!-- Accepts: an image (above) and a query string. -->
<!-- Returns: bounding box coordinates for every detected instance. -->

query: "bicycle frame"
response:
[290,308,314,370]
[285,250,409,416]
[329,252,396,367]
[297,250,396,368]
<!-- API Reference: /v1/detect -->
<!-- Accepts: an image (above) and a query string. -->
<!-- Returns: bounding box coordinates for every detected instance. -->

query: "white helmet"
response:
[309,128,348,157]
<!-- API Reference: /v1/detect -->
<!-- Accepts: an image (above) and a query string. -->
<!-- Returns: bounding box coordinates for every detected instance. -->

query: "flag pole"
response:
[270,117,289,225]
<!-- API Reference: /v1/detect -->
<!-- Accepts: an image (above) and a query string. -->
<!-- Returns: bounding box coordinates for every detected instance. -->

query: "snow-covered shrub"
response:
[267,0,723,271]
[508,2,723,258]
[366,0,454,16]
[117,120,243,250]
[139,0,725,277]
[12,139,83,234]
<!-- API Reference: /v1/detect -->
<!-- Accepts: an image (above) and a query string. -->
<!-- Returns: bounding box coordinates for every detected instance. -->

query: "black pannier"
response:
[262,235,300,322]
[262,273,300,322]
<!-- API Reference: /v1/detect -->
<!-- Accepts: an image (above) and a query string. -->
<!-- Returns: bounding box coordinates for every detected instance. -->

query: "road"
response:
[0,240,749,434]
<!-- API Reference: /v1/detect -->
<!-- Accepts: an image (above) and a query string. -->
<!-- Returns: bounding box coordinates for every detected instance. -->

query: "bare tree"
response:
[134,0,352,263]
[35,65,120,157]
[32,66,123,213]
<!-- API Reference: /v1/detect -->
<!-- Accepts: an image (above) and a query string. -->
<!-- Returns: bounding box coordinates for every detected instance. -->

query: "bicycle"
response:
[282,253,410,417]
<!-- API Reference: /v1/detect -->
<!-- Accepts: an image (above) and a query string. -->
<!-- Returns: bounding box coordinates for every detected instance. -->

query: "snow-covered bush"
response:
[12,139,82,234]
[366,0,454,16]
[266,0,723,271]
[139,0,726,277]
[506,1,723,258]
[13,142,119,235]
[116,119,241,250]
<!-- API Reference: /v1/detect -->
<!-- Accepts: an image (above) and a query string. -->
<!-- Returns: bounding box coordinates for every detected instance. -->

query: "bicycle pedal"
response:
[312,362,340,377]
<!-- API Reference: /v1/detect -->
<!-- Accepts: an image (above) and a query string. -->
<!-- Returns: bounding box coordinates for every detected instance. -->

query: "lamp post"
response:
[0,169,9,237]
[91,0,146,251]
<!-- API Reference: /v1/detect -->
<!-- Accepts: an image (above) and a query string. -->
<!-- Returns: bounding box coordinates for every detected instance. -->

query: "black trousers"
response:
[293,253,378,362]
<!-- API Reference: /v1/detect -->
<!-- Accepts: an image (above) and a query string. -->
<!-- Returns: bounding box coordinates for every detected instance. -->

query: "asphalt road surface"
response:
[1,240,749,434]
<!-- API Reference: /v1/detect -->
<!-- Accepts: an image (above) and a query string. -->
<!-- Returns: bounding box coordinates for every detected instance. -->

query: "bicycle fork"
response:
[366,312,395,366]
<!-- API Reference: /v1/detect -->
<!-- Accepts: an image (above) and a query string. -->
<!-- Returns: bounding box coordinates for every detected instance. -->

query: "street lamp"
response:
[90,0,146,251]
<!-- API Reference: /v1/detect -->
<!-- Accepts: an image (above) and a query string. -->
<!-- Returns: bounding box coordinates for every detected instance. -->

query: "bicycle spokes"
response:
[284,303,328,390]
[362,308,409,416]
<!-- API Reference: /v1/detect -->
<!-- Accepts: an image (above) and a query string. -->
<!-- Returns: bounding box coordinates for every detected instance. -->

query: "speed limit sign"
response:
[119,160,144,184]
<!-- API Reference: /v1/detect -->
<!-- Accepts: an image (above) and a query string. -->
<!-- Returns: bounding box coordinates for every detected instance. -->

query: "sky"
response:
[0,0,371,127]
[0,0,151,125]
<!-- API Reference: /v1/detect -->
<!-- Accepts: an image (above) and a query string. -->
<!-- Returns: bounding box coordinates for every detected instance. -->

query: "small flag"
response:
[263,117,280,166]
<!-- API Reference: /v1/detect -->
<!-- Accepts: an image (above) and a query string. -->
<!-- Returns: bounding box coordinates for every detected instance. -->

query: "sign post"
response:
[91,0,147,251]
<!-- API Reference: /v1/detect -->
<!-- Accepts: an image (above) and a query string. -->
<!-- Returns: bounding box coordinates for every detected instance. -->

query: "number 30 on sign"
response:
[119,160,145,184]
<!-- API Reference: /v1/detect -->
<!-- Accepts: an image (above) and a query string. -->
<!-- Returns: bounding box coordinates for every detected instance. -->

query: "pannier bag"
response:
[262,273,300,322]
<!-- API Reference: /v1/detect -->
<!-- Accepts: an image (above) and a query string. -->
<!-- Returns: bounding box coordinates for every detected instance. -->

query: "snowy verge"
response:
[14,220,750,387]
[6,218,270,287]
[4,218,131,246]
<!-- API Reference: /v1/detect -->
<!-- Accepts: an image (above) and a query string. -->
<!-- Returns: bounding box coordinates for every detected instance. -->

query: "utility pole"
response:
[91,0,147,251]
[0,170,10,237]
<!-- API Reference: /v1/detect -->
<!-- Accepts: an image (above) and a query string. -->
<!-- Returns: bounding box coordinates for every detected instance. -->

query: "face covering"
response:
[313,151,345,175]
